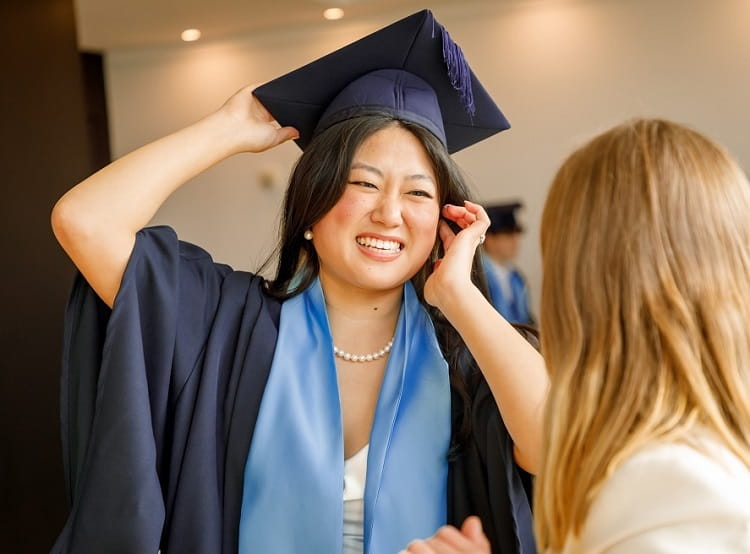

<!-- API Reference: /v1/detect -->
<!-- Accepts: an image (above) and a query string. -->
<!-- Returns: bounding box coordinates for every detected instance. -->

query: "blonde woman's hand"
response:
[423,200,489,310]
[400,517,491,554]
[215,84,299,154]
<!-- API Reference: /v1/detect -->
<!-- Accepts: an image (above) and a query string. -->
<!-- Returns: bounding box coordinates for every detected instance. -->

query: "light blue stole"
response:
[238,279,450,553]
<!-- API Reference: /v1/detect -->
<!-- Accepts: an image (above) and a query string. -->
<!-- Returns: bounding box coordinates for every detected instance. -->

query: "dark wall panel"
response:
[0,1,108,551]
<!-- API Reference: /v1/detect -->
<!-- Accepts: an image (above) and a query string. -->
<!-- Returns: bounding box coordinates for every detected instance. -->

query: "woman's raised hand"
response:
[401,517,491,554]
[216,84,299,154]
[51,84,299,309]
[423,200,489,310]
[423,198,547,473]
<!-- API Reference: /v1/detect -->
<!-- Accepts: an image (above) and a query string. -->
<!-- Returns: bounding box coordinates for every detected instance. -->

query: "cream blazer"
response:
[561,432,750,553]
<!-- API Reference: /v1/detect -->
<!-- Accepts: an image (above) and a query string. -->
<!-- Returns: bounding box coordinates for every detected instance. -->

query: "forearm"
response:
[53,110,238,239]
[51,109,242,306]
[439,285,548,473]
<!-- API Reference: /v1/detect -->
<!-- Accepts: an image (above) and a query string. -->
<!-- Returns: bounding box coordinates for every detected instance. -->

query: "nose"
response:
[371,192,403,227]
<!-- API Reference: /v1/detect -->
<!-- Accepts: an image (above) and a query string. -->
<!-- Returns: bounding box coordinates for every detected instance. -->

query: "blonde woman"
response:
[534,119,750,552]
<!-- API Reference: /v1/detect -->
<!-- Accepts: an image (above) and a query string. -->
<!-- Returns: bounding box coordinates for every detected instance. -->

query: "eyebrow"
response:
[350,162,436,184]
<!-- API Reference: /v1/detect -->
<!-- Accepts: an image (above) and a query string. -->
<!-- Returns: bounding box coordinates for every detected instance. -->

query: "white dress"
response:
[343,444,368,554]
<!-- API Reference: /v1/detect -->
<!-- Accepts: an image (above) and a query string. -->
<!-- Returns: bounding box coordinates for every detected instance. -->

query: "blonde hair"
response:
[534,119,750,550]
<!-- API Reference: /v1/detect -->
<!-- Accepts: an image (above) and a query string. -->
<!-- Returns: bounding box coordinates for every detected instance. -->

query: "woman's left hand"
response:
[422,201,547,474]
[423,200,489,310]
[401,516,491,554]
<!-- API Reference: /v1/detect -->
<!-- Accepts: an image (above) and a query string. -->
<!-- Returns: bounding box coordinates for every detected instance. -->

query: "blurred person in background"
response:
[481,202,534,326]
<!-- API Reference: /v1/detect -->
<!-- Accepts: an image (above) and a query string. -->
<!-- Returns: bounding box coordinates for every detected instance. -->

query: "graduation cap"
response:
[486,202,524,234]
[253,9,509,154]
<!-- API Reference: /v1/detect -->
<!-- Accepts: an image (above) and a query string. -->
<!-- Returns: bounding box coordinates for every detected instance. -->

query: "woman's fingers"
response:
[403,540,436,553]
[437,220,456,251]
[462,200,490,230]
[218,84,300,150]
[442,204,476,229]
[270,125,300,147]
[431,525,475,548]
[403,521,491,553]
[247,87,276,122]
[442,201,489,233]
[440,201,490,250]
[426,201,488,308]
[461,516,490,548]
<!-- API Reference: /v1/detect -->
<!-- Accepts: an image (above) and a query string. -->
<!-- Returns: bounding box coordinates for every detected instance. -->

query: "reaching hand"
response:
[423,200,489,310]
[401,516,491,554]
[217,84,299,154]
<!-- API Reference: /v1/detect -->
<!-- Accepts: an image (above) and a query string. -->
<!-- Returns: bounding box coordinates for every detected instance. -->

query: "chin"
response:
[321,260,423,294]
[353,268,416,291]
[356,277,409,293]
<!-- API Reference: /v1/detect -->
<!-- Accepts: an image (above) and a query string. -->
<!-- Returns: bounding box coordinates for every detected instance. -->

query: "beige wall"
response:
[105,0,750,312]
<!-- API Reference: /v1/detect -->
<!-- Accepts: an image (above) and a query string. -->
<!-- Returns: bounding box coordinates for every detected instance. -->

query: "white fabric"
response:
[343,445,368,553]
[560,431,750,553]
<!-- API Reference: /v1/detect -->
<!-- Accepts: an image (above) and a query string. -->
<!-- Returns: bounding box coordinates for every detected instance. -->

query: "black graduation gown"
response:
[52,226,535,554]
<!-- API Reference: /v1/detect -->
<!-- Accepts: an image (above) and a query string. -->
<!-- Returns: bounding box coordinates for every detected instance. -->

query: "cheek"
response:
[406,205,441,242]
[315,197,361,233]
[328,192,372,223]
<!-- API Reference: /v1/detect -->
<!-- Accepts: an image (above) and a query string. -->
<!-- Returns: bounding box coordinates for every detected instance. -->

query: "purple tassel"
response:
[440,26,475,117]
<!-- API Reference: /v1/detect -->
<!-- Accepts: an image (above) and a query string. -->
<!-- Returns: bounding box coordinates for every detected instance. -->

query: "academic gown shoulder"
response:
[53,226,535,554]
[53,226,281,553]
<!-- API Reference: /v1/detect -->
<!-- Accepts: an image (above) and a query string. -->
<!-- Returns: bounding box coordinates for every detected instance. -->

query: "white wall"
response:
[105,0,750,312]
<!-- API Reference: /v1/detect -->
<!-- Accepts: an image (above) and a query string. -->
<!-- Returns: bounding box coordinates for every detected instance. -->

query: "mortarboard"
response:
[253,9,509,154]
[486,202,524,234]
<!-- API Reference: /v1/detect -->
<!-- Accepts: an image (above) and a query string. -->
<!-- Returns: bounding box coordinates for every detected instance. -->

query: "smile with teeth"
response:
[356,236,402,253]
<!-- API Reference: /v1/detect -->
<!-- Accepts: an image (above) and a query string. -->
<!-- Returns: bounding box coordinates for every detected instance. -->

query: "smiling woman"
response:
[50,9,547,554]
[311,126,441,296]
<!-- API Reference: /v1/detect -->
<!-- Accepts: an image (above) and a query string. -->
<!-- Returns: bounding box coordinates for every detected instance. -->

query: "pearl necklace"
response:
[333,336,394,363]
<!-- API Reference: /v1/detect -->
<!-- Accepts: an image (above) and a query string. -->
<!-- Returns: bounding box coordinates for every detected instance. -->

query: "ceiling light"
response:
[181,29,202,42]
[323,8,345,20]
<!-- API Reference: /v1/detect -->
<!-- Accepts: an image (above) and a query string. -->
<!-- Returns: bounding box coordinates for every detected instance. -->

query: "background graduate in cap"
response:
[481,202,535,326]
[51,9,546,554]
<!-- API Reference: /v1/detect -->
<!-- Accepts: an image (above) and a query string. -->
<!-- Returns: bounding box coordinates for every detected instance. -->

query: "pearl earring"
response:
[304,229,313,240]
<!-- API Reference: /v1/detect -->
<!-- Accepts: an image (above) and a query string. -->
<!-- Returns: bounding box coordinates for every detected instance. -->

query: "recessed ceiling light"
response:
[181,29,202,42]
[323,8,345,20]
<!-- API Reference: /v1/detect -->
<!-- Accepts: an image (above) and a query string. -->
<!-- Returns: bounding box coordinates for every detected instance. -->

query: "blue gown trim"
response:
[239,278,450,553]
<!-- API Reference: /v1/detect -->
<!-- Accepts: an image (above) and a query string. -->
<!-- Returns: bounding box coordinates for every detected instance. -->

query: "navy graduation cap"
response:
[486,202,524,234]
[253,9,509,154]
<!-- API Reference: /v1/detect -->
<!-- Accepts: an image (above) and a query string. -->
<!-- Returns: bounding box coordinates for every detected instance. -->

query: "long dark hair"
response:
[261,113,490,450]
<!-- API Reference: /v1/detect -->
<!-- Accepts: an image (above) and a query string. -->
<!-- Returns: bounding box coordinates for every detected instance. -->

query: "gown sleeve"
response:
[448,323,539,554]
[53,225,233,553]
[448,377,536,554]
